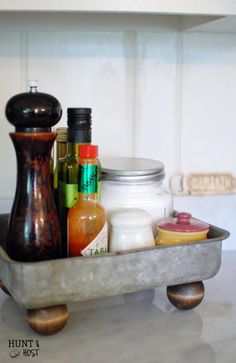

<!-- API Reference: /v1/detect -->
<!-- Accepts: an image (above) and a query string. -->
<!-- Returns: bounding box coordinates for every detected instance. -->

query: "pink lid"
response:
[158,212,209,233]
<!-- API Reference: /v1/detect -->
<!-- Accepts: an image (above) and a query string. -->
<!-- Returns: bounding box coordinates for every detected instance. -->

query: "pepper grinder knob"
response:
[5,81,62,132]
[28,79,38,90]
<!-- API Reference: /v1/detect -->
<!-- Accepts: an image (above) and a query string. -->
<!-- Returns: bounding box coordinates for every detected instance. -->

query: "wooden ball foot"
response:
[167,281,205,310]
[26,304,69,335]
[0,280,11,296]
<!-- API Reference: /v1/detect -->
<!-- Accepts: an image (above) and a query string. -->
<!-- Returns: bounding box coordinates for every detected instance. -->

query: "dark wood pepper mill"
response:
[5,81,62,262]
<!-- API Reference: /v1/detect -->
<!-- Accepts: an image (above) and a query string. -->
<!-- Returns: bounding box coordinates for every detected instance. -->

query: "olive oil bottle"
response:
[57,108,92,257]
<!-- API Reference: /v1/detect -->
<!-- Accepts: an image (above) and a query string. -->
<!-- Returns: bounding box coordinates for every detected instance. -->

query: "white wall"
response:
[0,14,235,250]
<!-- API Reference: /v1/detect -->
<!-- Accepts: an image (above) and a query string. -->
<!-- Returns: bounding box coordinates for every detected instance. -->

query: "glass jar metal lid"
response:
[101,157,165,183]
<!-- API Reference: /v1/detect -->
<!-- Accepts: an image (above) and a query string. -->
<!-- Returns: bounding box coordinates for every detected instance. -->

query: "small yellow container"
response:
[156,212,209,246]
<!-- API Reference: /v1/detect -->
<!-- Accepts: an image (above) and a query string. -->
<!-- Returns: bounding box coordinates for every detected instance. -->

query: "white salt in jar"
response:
[101,157,173,237]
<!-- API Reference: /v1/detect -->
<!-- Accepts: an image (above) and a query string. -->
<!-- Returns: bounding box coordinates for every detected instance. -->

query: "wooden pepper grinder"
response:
[5,81,62,262]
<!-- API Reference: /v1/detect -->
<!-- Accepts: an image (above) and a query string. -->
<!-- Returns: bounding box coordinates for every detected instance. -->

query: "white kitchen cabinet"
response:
[0,0,235,16]
[0,5,235,249]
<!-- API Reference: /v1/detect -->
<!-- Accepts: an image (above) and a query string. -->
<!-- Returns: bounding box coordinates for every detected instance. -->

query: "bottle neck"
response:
[67,127,91,147]
[66,124,91,157]
[77,192,97,201]
[67,143,80,157]
[78,158,99,196]
[56,141,67,161]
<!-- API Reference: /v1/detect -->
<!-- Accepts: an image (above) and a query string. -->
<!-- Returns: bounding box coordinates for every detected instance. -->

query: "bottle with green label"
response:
[53,127,67,207]
[57,108,92,257]
[68,144,108,257]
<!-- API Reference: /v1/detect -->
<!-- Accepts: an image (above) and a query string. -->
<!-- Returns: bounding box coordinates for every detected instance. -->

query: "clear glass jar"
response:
[101,157,173,237]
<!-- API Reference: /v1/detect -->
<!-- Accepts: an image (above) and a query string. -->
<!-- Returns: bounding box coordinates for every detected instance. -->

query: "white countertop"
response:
[0,251,235,363]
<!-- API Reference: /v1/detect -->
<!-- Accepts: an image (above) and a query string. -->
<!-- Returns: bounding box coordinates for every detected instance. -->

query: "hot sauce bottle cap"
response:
[79,144,98,159]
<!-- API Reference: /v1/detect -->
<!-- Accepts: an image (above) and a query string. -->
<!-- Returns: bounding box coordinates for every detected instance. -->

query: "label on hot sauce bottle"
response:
[68,220,108,257]
[80,222,108,256]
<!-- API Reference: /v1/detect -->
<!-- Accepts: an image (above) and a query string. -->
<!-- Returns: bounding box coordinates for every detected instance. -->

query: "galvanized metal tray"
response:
[0,213,230,309]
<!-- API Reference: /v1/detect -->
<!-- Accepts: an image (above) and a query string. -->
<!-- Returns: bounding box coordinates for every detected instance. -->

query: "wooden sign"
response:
[171,173,236,196]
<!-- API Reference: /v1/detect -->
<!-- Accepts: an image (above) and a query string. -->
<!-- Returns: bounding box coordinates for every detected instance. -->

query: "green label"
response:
[79,165,98,194]
[59,181,78,208]
[98,161,101,202]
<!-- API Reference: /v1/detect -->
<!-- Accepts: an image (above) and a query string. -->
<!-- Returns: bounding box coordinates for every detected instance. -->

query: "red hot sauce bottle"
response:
[68,144,108,257]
